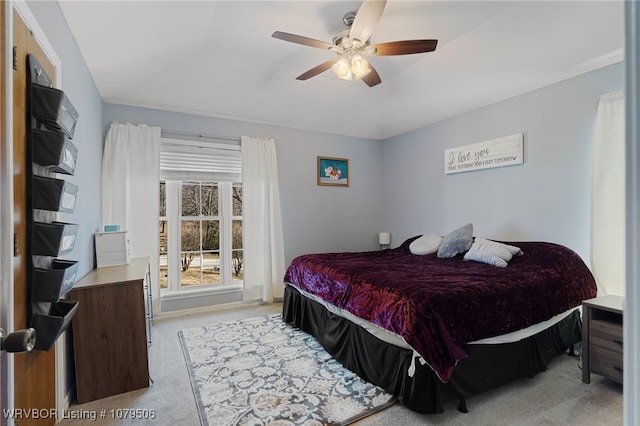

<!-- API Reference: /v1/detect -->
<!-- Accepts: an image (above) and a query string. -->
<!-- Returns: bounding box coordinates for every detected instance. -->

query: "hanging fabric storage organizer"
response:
[32,128,78,175]
[26,54,80,351]
[32,176,78,213]
[31,80,79,138]
[32,260,79,302]
[31,221,79,256]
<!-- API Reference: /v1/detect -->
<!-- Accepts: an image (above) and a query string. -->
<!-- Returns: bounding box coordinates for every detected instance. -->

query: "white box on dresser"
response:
[95,231,131,267]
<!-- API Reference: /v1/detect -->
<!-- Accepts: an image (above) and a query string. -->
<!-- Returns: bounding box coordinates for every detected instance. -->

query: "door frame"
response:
[624,3,640,424]
[1,2,14,422]
[1,1,9,423]
[2,1,65,422]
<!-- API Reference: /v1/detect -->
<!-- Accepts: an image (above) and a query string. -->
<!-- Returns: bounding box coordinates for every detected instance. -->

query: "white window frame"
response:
[161,180,242,293]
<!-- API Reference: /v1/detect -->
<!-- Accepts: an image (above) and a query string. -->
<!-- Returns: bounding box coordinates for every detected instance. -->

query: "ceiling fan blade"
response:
[349,0,387,43]
[362,64,381,87]
[272,31,333,50]
[296,60,335,81]
[370,39,438,56]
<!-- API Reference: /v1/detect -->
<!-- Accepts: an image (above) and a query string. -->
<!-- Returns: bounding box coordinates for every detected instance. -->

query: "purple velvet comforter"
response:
[283,237,597,383]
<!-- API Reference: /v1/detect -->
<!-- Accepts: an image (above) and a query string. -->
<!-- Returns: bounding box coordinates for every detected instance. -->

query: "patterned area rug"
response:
[178,314,396,426]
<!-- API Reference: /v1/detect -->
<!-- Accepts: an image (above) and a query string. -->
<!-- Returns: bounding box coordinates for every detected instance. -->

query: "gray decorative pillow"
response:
[437,223,474,258]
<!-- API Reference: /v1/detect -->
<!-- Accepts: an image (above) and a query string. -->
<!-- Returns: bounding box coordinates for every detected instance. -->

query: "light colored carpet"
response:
[178,313,395,425]
[59,302,623,426]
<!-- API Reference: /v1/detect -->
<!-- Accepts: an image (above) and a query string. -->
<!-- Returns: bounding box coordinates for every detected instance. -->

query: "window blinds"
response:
[160,138,241,182]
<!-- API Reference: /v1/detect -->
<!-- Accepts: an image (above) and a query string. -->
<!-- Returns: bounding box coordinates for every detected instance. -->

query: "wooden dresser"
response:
[582,295,624,384]
[70,257,151,403]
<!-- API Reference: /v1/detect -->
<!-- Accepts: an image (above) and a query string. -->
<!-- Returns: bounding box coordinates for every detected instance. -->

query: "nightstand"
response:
[582,295,624,384]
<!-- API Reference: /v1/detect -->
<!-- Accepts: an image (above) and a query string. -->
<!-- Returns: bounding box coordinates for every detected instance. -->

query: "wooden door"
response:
[13,8,57,426]
[1,2,7,425]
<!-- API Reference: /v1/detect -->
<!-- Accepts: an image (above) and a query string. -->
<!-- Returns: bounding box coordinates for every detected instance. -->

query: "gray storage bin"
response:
[32,260,79,302]
[32,176,78,213]
[32,221,78,256]
[32,83,79,139]
[32,128,78,175]
[31,300,79,351]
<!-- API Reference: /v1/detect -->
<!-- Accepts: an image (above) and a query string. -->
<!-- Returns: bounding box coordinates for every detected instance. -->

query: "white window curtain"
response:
[241,136,285,302]
[591,91,625,296]
[102,122,161,313]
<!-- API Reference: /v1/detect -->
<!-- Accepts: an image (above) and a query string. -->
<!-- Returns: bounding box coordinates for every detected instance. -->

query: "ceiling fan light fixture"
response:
[332,55,371,81]
[272,0,438,87]
[332,57,352,80]
[351,54,371,79]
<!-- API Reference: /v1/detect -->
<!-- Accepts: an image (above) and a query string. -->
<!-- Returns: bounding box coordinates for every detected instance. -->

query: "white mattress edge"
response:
[291,285,413,349]
[469,308,577,344]
[288,284,578,350]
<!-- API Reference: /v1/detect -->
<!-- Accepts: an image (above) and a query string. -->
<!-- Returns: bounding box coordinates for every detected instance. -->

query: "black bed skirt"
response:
[282,284,582,414]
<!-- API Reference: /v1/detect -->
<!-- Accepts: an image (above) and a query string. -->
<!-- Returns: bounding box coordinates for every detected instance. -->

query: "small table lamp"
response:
[379,232,391,250]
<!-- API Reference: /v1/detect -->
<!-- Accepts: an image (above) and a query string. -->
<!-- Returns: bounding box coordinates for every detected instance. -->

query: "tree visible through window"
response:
[232,183,243,277]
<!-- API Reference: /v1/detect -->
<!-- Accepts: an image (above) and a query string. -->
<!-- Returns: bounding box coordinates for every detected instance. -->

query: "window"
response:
[158,138,242,293]
[160,180,242,291]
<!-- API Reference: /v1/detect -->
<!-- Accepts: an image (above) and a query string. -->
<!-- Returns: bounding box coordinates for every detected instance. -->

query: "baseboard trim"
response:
[155,299,281,321]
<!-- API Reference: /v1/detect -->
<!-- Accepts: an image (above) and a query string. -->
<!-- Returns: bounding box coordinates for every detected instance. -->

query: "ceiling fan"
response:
[272,0,438,87]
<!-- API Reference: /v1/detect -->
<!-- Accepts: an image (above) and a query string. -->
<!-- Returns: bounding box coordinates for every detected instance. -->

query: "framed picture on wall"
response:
[317,156,349,187]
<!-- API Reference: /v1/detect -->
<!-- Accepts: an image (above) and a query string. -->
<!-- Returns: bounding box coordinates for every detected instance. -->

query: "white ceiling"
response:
[58,0,624,140]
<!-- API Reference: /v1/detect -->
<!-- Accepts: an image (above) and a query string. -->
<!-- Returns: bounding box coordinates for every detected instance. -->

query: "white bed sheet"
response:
[293,285,577,350]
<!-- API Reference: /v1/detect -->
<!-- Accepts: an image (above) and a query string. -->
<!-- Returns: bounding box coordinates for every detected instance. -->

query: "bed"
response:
[281,234,597,413]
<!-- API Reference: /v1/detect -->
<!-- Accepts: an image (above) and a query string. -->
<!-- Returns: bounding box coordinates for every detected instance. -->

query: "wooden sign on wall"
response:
[444,133,524,175]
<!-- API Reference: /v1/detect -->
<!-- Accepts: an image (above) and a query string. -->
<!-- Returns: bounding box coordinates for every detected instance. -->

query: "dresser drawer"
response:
[590,319,623,353]
[590,345,623,383]
[581,295,624,385]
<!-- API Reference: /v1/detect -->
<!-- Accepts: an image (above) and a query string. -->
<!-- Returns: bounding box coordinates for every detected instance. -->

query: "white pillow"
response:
[463,238,523,267]
[474,238,523,256]
[410,234,442,255]
[464,250,509,267]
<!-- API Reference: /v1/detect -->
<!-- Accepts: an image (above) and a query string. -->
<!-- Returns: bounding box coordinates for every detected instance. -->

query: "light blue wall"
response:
[381,62,624,262]
[28,1,103,277]
[101,104,384,265]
